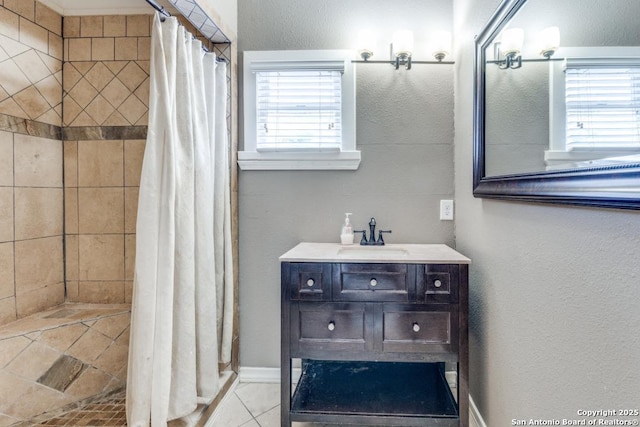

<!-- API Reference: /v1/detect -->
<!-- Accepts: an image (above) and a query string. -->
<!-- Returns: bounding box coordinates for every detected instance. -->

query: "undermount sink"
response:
[336,245,409,259]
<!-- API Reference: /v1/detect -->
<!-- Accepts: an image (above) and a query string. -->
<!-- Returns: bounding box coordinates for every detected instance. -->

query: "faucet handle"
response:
[377,230,392,245]
[353,230,368,245]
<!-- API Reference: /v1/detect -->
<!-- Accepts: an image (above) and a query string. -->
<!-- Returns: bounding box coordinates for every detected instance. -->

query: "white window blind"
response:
[256,69,342,152]
[565,66,640,150]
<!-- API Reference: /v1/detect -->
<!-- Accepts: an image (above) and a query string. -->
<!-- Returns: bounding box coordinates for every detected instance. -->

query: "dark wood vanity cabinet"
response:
[281,250,469,427]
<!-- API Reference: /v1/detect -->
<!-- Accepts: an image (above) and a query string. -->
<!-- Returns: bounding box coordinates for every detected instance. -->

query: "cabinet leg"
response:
[281,357,291,426]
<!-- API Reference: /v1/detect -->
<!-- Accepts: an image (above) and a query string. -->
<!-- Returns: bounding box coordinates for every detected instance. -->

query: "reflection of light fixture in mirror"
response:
[357,30,376,61]
[539,26,560,58]
[496,27,523,69]
[392,30,414,70]
[431,31,452,62]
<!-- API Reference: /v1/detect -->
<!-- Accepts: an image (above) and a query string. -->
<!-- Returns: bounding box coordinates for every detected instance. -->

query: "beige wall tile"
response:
[14,134,62,187]
[0,296,17,326]
[114,37,137,61]
[15,281,64,318]
[124,280,133,304]
[124,187,138,235]
[14,187,63,240]
[0,7,19,40]
[0,131,13,186]
[66,280,79,302]
[78,187,124,234]
[84,62,115,92]
[63,140,77,187]
[137,37,151,61]
[34,75,62,109]
[78,234,124,281]
[18,17,48,53]
[101,78,129,110]
[104,15,125,37]
[35,2,61,36]
[124,234,135,281]
[0,242,14,299]
[126,15,150,37]
[0,187,12,242]
[77,281,125,304]
[13,85,49,119]
[65,234,78,281]
[67,38,91,62]
[77,140,123,187]
[4,0,34,20]
[15,236,63,293]
[80,16,103,38]
[49,32,63,60]
[124,139,145,186]
[63,16,79,38]
[84,94,115,125]
[91,37,114,61]
[65,187,78,234]
[118,94,146,125]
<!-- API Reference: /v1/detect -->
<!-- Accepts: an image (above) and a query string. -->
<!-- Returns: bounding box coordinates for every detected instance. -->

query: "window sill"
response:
[238,150,361,170]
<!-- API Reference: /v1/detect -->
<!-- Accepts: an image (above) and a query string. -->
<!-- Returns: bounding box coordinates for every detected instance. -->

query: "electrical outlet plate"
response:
[440,200,454,220]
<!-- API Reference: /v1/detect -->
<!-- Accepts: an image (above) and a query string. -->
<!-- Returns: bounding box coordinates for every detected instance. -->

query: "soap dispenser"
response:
[340,213,354,245]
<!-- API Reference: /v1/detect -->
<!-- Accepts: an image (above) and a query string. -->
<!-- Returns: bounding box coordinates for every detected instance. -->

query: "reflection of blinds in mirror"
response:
[256,70,342,152]
[565,67,640,150]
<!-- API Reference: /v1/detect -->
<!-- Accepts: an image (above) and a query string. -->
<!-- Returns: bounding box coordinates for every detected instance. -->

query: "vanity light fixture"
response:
[539,26,560,58]
[392,30,414,69]
[354,30,454,70]
[493,26,561,69]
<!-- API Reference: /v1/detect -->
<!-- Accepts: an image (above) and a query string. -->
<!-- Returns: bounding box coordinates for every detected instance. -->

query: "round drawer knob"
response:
[328,321,335,331]
[370,278,378,287]
[412,322,420,332]
[306,278,315,287]
[434,279,442,288]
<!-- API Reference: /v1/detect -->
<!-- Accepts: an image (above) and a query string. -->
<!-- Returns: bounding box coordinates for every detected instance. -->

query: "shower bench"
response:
[280,243,470,427]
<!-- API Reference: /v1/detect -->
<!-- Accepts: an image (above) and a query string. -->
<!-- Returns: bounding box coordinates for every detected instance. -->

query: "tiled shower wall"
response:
[0,0,152,324]
[0,0,64,326]
[62,14,152,305]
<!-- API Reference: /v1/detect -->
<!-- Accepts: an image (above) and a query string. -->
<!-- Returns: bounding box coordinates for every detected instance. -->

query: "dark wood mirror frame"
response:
[473,0,640,210]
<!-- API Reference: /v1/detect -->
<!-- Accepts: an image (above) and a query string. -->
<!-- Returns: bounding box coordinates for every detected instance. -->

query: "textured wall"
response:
[454,0,640,423]
[238,0,455,368]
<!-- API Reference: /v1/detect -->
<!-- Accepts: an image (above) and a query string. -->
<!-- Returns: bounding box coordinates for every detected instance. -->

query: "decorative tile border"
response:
[0,112,61,139]
[63,125,147,141]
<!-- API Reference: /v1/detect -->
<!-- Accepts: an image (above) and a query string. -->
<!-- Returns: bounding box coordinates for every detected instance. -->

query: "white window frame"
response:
[239,50,360,170]
[546,46,640,168]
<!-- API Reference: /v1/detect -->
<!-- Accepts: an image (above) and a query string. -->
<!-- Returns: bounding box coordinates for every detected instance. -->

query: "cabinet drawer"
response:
[381,304,458,353]
[417,264,459,303]
[291,302,373,353]
[333,263,415,302]
[288,263,331,300]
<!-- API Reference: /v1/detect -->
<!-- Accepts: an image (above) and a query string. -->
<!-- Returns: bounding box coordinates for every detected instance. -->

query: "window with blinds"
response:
[565,66,640,150]
[239,50,359,170]
[256,70,342,152]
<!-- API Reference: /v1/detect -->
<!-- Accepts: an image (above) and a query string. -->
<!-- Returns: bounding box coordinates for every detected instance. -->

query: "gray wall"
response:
[454,0,640,424]
[237,0,454,368]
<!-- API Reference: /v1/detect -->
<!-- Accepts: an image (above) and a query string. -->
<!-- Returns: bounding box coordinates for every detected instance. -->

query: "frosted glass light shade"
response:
[431,31,452,60]
[357,30,376,59]
[392,30,414,57]
[500,28,524,56]
[539,26,560,57]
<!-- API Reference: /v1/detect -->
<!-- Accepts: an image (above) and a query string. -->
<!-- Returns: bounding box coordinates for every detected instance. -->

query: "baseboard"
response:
[469,395,488,427]
[238,366,301,383]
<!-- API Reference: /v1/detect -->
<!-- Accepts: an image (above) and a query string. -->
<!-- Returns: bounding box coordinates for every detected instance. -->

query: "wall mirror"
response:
[473,0,640,209]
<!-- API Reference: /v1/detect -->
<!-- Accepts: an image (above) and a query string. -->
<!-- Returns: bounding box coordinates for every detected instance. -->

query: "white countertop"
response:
[279,242,471,264]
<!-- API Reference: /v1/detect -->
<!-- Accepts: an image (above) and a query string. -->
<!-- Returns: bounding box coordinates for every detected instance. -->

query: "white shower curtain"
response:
[127,13,233,427]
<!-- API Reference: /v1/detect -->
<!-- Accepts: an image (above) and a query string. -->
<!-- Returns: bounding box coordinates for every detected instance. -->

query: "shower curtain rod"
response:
[144,0,227,61]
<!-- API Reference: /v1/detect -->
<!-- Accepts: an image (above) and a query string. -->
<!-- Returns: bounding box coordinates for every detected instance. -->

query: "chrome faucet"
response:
[355,217,392,246]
